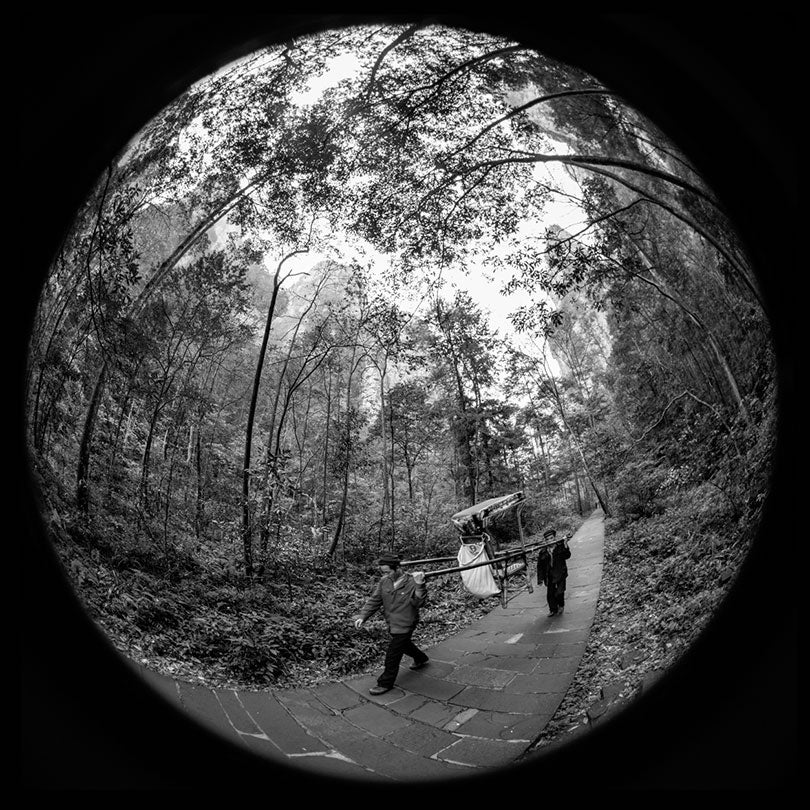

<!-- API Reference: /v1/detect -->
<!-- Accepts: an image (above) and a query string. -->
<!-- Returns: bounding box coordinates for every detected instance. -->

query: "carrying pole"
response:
[516,502,533,595]
[408,537,564,580]
[418,552,520,580]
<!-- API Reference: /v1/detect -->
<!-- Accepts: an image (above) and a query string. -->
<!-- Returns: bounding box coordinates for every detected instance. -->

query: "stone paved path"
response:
[134,509,604,782]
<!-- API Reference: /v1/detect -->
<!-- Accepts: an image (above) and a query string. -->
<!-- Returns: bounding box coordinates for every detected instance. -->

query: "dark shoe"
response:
[369,685,392,695]
[547,610,558,617]
[410,658,429,671]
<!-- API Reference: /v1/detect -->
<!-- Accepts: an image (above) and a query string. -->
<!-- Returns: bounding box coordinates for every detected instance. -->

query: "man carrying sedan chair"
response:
[536,529,572,616]
[354,552,430,695]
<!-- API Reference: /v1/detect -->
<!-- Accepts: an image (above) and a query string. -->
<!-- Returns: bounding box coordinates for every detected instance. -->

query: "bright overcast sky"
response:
[282,52,589,347]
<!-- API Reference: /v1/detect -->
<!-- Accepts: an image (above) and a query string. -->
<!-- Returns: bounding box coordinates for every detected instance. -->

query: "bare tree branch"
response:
[446,88,617,160]
[579,165,764,310]
[365,23,421,105]
[626,389,744,464]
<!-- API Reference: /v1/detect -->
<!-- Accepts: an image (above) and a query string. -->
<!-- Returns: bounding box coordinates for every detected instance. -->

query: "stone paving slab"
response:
[550,604,595,620]
[472,616,531,631]
[492,629,533,642]
[504,672,574,694]
[568,588,599,603]
[503,713,556,740]
[343,702,413,735]
[569,573,601,585]
[531,656,580,674]
[417,643,470,662]
[441,636,494,652]
[283,689,457,781]
[214,689,263,735]
[491,605,530,616]
[176,683,240,741]
[239,732,287,759]
[447,651,489,666]
[386,692,431,715]
[539,628,591,643]
[456,628,491,639]
[554,642,589,657]
[438,736,528,767]
[316,681,365,711]
[537,628,583,641]
[284,753,382,781]
[393,671,468,701]
[454,710,555,741]
[237,691,329,756]
[383,721,459,757]
[289,713,465,782]
[480,655,539,673]
[444,664,516,688]
[408,699,461,727]
[449,685,562,715]
[451,709,534,740]
[568,585,600,598]
[401,659,455,678]
[486,641,557,657]
[275,689,342,732]
[443,707,479,731]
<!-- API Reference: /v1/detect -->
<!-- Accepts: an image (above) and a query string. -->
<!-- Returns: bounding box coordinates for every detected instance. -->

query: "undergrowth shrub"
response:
[612,458,671,522]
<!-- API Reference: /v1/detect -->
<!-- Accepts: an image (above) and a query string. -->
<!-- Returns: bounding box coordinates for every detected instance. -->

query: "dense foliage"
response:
[41,463,584,688]
[26,23,774,719]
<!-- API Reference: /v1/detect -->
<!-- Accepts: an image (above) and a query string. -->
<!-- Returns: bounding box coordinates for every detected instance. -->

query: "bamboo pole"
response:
[402,536,564,579]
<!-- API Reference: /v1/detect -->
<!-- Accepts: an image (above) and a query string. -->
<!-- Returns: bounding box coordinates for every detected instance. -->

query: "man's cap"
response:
[377,552,401,566]
[542,529,557,539]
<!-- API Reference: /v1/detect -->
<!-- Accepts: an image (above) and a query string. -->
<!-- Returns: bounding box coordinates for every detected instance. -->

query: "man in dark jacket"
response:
[536,529,572,616]
[354,552,429,695]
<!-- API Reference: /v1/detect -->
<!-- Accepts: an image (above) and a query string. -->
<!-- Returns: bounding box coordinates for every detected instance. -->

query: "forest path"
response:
[136,509,605,783]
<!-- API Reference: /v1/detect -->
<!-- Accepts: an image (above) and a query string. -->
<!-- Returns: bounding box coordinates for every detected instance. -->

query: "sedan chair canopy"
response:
[403,491,564,608]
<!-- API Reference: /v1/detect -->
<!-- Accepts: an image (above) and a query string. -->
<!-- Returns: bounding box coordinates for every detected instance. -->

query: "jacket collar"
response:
[391,573,409,590]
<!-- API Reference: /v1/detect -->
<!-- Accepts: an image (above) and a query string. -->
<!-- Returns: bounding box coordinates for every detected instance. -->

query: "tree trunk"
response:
[321,366,332,527]
[122,399,136,454]
[105,392,132,505]
[435,300,476,504]
[327,346,360,558]
[632,245,751,426]
[389,392,396,548]
[242,275,283,579]
[374,360,392,545]
[572,464,583,515]
[76,364,108,513]
[543,366,611,516]
[195,417,204,541]
[297,382,314,500]
[162,427,181,549]
[536,429,551,488]
[140,401,163,512]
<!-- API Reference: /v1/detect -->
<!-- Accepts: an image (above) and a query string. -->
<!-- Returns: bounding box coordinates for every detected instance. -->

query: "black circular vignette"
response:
[16,12,798,791]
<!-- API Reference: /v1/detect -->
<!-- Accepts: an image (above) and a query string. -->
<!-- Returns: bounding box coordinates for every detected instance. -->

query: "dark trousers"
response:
[546,578,567,612]
[377,630,428,687]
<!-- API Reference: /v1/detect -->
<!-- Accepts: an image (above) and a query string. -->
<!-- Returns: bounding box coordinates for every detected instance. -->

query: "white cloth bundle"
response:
[457,542,501,598]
